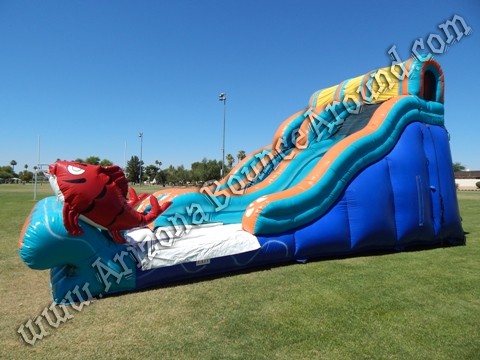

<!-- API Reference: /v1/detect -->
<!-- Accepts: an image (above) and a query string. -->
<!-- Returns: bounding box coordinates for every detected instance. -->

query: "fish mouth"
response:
[64,178,87,184]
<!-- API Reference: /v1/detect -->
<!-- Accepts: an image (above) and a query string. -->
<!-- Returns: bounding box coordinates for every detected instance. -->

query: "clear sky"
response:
[1,0,479,172]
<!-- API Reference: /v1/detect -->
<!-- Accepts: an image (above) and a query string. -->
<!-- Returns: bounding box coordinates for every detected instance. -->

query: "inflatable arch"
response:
[19,58,464,303]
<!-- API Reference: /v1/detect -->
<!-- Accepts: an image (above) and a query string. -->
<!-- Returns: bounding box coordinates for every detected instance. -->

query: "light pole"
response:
[139,132,143,185]
[219,92,227,178]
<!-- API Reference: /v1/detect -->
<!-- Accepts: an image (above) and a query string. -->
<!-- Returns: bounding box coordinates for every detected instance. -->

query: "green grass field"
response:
[0,184,479,359]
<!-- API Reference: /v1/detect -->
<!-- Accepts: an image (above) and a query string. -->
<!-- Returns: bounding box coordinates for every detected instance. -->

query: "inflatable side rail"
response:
[309,57,444,108]
[242,96,444,234]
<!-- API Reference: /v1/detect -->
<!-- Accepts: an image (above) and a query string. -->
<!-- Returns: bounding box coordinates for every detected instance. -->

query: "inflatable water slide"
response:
[19,58,464,303]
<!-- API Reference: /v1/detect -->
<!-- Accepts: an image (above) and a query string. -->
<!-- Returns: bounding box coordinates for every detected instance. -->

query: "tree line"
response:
[3,157,468,185]
[125,150,246,185]
[1,151,247,185]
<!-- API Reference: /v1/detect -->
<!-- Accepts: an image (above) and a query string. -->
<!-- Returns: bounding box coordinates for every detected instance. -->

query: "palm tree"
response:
[226,154,235,168]
[10,160,17,174]
[237,150,246,162]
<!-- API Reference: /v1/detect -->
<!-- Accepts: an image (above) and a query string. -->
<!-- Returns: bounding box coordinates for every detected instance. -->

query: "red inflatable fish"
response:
[47,161,171,243]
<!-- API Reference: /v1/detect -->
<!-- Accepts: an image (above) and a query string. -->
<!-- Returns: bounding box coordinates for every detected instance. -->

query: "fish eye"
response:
[67,165,85,175]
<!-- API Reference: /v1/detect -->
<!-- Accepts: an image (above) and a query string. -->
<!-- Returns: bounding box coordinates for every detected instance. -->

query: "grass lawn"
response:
[0,184,479,359]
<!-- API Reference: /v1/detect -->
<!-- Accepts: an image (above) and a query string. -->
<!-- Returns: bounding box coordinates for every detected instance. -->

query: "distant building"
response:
[455,171,480,190]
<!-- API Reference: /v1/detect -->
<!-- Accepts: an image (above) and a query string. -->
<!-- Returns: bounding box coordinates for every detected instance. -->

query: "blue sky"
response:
[1,0,479,172]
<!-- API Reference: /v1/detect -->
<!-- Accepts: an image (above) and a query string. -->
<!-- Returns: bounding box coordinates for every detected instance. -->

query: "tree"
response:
[85,156,101,165]
[237,150,246,162]
[0,165,14,181]
[453,162,466,172]
[165,165,179,184]
[19,170,33,182]
[10,160,17,175]
[144,165,159,184]
[153,160,165,185]
[72,157,113,166]
[176,165,190,184]
[205,159,222,180]
[99,159,113,166]
[191,159,208,182]
[226,154,235,168]
[163,165,191,185]
[156,169,167,186]
[191,158,222,182]
[126,156,142,183]
[18,164,31,183]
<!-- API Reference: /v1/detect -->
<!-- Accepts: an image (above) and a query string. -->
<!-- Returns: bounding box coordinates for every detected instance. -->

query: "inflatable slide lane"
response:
[19,58,464,303]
